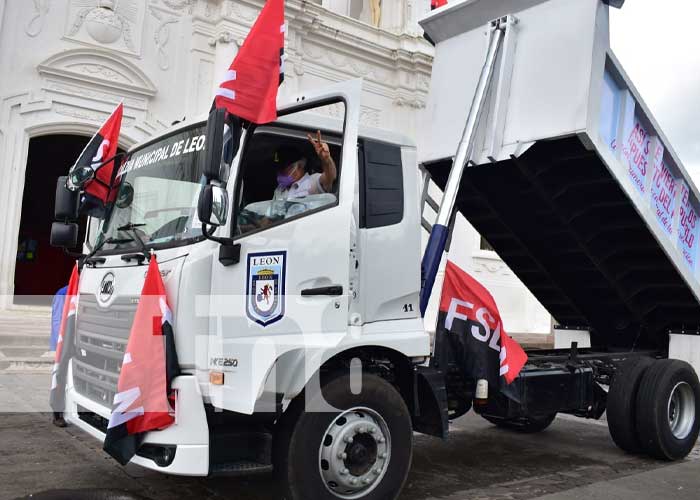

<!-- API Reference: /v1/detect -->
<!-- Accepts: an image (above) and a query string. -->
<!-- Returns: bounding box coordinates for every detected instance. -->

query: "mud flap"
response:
[413,366,450,439]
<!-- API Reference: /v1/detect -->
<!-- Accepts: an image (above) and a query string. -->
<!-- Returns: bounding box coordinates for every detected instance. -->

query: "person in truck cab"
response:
[238,130,337,232]
[273,130,336,200]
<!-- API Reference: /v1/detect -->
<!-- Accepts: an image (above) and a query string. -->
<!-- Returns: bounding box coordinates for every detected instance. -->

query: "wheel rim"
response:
[319,407,391,499]
[667,381,696,440]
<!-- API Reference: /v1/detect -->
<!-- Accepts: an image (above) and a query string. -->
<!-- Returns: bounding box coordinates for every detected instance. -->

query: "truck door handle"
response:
[301,285,344,296]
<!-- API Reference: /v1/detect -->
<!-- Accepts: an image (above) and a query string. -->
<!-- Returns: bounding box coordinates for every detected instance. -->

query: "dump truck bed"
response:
[420,0,700,350]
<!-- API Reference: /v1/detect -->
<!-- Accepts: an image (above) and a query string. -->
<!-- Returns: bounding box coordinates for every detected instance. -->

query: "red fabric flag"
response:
[104,257,180,465]
[214,0,285,124]
[69,103,124,216]
[431,0,448,10]
[438,260,528,386]
[49,264,80,413]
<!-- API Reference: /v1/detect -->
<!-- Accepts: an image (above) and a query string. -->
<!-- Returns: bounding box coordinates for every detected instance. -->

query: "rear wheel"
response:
[635,359,700,460]
[274,373,413,500]
[482,413,557,433]
[606,356,654,453]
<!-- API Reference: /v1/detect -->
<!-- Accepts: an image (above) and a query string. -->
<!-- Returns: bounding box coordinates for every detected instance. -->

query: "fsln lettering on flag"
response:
[437,260,528,392]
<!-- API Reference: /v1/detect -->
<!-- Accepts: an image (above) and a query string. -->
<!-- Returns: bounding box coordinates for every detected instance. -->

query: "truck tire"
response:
[273,372,413,500]
[606,356,654,453]
[635,359,700,461]
[482,413,557,433]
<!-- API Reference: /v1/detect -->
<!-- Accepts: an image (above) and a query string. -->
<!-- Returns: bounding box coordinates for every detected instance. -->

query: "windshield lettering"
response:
[117,133,206,179]
[96,124,208,255]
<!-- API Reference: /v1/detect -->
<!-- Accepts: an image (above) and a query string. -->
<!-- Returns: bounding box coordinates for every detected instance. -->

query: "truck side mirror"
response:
[202,107,227,181]
[67,165,95,191]
[55,176,80,221]
[50,221,79,248]
[198,184,229,227]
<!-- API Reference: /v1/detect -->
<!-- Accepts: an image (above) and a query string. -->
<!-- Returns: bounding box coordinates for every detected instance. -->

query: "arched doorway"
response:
[13,134,121,305]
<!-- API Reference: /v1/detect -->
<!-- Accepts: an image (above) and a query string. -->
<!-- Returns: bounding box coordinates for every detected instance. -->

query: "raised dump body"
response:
[419,0,700,350]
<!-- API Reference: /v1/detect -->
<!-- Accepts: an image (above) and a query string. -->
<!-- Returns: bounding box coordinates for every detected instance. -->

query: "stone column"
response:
[378,0,405,33]
[322,0,350,17]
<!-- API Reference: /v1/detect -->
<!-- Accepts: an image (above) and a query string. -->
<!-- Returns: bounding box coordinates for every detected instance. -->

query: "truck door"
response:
[207,80,361,364]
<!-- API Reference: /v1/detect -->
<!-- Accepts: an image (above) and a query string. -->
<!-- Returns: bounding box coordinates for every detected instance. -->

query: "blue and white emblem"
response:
[246,251,286,326]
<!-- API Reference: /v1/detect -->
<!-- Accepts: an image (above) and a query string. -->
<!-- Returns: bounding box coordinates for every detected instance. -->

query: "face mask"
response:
[277,163,298,189]
[277,173,295,189]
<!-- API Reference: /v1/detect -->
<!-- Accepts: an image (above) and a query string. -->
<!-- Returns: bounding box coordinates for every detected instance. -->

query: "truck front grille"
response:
[73,294,137,407]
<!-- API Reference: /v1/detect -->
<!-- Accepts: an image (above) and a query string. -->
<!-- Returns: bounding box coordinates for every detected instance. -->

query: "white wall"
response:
[0,0,551,336]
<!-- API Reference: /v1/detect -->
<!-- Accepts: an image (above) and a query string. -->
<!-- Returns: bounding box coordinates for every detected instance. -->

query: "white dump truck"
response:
[49,1,700,499]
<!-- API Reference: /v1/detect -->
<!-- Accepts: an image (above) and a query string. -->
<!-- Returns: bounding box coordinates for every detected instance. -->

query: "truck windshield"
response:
[95,123,207,254]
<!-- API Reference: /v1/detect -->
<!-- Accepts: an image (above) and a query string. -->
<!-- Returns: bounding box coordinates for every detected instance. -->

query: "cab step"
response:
[210,461,273,476]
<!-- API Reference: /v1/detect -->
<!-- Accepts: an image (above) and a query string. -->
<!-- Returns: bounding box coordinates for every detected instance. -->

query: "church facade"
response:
[0,0,550,336]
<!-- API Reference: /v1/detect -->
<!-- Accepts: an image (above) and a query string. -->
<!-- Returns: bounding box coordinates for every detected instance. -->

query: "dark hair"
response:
[273,145,305,168]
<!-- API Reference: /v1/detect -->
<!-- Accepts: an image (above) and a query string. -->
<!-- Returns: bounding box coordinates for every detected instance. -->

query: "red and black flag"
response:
[69,103,124,217]
[214,0,285,125]
[431,0,448,10]
[49,264,80,414]
[437,260,527,391]
[103,257,180,465]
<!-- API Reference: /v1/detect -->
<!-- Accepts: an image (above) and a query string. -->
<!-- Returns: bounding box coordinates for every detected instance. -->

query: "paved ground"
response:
[1,373,698,500]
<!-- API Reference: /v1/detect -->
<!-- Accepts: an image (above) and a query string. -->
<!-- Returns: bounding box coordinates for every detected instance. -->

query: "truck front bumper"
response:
[64,363,210,476]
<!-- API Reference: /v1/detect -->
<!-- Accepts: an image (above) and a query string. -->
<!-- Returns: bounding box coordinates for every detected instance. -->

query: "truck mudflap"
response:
[413,366,450,439]
[64,364,210,476]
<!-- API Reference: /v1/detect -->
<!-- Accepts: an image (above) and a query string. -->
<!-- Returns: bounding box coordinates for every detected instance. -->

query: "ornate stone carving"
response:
[473,259,512,277]
[76,63,129,83]
[306,102,381,128]
[360,106,381,127]
[393,96,425,109]
[300,38,389,83]
[208,31,236,48]
[292,59,305,77]
[65,1,145,55]
[227,1,258,22]
[54,103,136,127]
[37,48,158,97]
[25,0,50,38]
[310,102,345,119]
[417,75,430,92]
[85,7,124,44]
[150,7,179,71]
[160,0,193,12]
[44,81,145,109]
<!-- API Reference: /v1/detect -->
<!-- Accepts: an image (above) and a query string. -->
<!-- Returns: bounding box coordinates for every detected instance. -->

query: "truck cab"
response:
[59,80,432,481]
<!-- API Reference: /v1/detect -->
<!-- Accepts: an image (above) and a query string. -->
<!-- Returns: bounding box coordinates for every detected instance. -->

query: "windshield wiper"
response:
[83,236,134,266]
[117,223,146,231]
[117,222,150,262]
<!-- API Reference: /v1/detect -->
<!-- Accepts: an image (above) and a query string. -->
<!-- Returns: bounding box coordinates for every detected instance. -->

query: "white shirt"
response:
[273,172,325,200]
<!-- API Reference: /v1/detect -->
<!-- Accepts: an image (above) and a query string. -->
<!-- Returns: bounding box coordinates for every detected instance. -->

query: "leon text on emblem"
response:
[246,251,286,326]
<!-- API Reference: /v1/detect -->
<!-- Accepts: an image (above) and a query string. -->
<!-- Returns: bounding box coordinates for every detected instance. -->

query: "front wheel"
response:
[274,372,413,500]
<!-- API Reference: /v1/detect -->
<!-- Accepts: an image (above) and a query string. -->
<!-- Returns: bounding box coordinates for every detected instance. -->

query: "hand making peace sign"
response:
[307,130,331,162]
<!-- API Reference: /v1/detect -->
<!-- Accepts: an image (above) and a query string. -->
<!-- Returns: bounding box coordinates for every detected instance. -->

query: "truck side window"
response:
[233,128,342,237]
[359,140,404,228]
